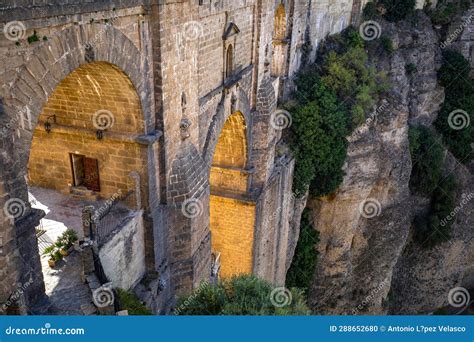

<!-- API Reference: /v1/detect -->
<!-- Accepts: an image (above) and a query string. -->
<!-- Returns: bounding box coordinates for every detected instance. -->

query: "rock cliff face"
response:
[304,12,473,314]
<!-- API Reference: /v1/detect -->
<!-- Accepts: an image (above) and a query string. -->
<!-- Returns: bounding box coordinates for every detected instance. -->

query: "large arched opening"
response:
[26,61,149,313]
[0,23,156,314]
[209,111,256,279]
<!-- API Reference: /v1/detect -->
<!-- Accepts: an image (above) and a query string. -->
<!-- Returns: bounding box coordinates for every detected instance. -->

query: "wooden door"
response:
[70,154,85,187]
[84,157,100,192]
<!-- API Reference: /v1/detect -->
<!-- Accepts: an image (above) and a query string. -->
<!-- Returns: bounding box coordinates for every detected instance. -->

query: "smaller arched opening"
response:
[209,111,256,279]
[225,44,234,79]
[271,4,288,77]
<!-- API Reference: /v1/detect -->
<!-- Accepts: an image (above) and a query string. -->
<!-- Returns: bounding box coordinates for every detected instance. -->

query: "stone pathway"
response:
[29,187,96,315]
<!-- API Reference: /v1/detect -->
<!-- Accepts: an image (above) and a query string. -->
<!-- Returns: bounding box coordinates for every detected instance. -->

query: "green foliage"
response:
[434,50,473,163]
[408,125,445,196]
[413,175,456,247]
[320,32,389,128]
[286,209,319,291]
[56,229,78,249]
[288,27,388,197]
[288,74,350,197]
[175,275,310,315]
[381,36,394,54]
[43,245,62,261]
[116,289,152,315]
[426,0,470,26]
[27,30,39,44]
[405,63,417,75]
[378,0,416,22]
[363,2,379,20]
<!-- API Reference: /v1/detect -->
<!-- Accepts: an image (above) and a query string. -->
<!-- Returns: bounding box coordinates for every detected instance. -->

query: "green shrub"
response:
[381,36,394,53]
[175,275,310,315]
[286,209,319,291]
[116,289,152,315]
[405,63,417,75]
[427,0,470,26]
[288,27,388,197]
[56,229,78,249]
[378,0,416,22]
[43,245,62,261]
[27,30,39,44]
[413,175,456,247]
[363,2,379,20]
[320,32,389,128]
[408,125,445,196]
[288,75,350,197]
[434,50,473,163]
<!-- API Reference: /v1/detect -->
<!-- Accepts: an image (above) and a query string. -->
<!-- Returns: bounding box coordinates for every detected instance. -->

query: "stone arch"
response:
[0,23,153,311]
[211,111,247,169]
[202,87,252,167]
[3,23,152,203]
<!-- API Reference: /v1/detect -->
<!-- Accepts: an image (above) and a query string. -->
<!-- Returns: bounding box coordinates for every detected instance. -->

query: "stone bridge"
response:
[0,0,361,313]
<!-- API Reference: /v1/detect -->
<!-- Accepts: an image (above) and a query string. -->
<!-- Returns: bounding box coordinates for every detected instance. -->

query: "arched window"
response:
[225,45,234,79]
[271,4,288,77]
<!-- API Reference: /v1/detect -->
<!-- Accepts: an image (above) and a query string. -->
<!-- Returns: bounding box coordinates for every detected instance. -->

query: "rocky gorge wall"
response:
[304,11,473,314]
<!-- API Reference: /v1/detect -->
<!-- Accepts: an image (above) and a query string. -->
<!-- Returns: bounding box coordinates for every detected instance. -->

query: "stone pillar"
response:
[82,206,97,241]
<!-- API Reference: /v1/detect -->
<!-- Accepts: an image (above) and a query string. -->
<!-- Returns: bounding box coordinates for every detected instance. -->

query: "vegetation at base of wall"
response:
[175,275,310,315]
[363,0,416,22]
[434,50,473,163]
[116,289,152,315]
[27,30,40,44]
[408,125,445,196]
[287,27,388,197]
[412,175,456,247]
[286,209,319,292]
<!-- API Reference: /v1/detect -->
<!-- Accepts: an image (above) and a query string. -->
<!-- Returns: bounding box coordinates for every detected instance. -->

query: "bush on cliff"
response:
[286,209,319,292]
[413,175,456,247]
[434,50,473,163]
[408,125,445,196]
[287,27,388,197]
[174,275,310,315]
